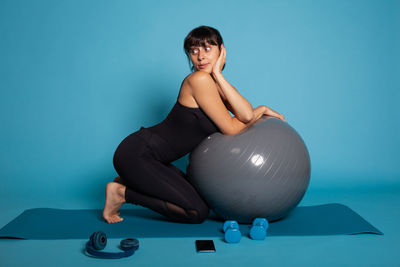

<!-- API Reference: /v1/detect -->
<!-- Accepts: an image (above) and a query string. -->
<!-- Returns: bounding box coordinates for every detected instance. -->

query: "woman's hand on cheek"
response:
[212,44,226,76]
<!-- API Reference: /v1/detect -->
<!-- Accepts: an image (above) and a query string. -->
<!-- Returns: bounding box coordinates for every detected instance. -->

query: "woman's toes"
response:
[108,214,123,223]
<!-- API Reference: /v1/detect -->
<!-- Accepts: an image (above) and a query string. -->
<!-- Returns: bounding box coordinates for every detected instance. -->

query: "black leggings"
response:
[113,127,209,224]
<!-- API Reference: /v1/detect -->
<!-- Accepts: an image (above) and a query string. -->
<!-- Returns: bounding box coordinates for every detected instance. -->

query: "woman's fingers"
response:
[274,114,287,123]
[213,47,225,73]
[223,45,227,61]
[278,115,287,123]
[265,107,287,123]
[217,45,226,72]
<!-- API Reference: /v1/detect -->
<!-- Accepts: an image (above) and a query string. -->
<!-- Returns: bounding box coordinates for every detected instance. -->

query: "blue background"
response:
[1,1,400,266]
[1,0,399,204]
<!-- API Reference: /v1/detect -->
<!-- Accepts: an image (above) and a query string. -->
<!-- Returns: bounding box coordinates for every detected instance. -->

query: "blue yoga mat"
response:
[0,203,382,240]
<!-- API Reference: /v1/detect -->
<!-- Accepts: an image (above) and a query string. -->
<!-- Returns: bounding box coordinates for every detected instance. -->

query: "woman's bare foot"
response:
[103,182,126,223]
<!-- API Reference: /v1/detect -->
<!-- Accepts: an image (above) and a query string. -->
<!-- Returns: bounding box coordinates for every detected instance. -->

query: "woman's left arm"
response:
[212,73,253,122]
[212,44,254,123]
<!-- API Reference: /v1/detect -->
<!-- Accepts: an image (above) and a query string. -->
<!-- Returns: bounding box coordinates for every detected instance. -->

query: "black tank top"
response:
[145,99,220,160]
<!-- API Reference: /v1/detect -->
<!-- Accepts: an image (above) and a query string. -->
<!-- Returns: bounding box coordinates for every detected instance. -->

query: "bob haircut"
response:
[183,25,225,72]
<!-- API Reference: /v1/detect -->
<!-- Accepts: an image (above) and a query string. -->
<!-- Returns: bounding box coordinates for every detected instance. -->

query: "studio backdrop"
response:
[0,0,399,206]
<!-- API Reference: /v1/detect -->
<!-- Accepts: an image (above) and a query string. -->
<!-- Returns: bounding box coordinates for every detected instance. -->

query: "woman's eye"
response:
[205,47,211,51]
[191,49,198,54]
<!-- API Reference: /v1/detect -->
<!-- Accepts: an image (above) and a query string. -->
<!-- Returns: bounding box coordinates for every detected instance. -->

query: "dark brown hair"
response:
[183,25,225,72]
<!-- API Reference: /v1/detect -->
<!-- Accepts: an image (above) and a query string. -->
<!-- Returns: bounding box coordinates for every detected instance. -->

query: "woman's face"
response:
[189,42,220,73]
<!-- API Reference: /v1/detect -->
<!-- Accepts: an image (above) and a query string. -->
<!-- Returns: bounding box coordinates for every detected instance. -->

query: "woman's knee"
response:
[187,204,209,224]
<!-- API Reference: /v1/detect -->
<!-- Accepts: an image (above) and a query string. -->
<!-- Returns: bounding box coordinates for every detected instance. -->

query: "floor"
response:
[1,184,399,267]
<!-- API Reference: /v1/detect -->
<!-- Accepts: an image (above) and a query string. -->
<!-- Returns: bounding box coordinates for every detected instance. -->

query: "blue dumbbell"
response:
[223,220,241,243]
[249,218,269,240]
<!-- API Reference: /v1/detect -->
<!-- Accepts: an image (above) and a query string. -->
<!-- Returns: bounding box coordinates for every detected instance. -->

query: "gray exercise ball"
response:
[186,116,311,223]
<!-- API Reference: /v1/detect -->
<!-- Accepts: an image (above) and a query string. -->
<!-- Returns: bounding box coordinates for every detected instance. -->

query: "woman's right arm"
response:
[231,105,267,133]
[187,71,267,135]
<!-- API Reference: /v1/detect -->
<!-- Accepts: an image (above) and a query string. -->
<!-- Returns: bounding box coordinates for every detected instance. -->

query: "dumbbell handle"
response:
[223,220,239,232]
[252,218,268,228]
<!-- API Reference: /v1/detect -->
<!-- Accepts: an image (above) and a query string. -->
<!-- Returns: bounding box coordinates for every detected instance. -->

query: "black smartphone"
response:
[195,240,216,253]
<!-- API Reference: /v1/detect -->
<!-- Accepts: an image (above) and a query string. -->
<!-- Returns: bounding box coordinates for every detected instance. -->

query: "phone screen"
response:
[195,240,216,253]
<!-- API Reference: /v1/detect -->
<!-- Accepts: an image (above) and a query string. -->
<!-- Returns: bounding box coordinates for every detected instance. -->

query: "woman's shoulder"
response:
[183,71,214,86]
[179,71,218,104]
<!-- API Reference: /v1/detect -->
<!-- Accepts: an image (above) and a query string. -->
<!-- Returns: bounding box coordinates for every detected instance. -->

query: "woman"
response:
[102,25,285,224]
